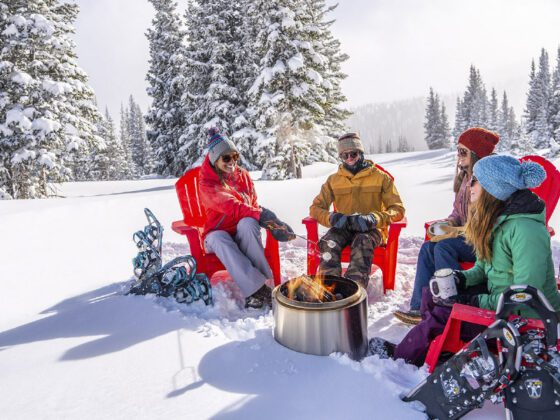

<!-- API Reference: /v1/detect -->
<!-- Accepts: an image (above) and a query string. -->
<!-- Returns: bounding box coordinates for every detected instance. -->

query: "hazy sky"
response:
[72,0,560,120]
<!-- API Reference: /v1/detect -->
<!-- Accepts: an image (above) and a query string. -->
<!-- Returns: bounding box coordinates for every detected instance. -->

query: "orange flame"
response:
[286,274,337,302]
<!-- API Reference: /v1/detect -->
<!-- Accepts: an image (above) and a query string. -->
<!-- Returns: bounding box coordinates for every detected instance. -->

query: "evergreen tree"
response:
[95,108,130,180]
[423,88,448,149]
[248,0,344,179]
[550,46,560,147]
[488,88,499,132]
[127,96,154,176]
[461,65,489,129]
[0,0,102,198]
[397,135,410,152]
[453,97,466,142]
[145,0,187,176]
[525,49,552,149]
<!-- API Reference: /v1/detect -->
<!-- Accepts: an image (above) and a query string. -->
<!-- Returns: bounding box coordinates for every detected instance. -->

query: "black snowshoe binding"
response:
[402,318,521,419]
[127,208,213,305]
[496,286,560,420]
[403,285,560,420]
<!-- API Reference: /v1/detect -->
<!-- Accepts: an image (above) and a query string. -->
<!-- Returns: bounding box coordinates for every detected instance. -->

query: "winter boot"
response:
[368,337,396,359]
[394,310,422,325]
[245,284,272,309]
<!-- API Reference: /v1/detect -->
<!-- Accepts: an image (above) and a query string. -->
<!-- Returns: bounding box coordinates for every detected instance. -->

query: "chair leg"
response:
[426,317,463,373]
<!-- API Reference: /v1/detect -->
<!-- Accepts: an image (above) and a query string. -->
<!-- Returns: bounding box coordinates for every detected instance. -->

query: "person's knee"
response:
[237,217,260,234]
[434,239,455,256]
[418,241,433,258]
[205,230,232,252]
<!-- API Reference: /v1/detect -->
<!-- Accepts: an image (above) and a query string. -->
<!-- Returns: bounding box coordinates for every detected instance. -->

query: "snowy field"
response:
[1,149,559,419]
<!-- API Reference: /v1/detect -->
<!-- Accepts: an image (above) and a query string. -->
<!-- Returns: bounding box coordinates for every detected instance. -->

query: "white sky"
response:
[72,0,560,120]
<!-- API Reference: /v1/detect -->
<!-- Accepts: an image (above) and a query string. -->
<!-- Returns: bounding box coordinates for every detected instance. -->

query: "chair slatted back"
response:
[175,167,206,228]
[521,155,560,224]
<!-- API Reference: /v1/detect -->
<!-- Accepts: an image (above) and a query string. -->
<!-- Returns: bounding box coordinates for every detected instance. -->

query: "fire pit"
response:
[272,275,368,360]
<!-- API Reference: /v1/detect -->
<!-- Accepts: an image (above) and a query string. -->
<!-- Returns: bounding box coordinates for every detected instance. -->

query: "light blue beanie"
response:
[473,155,546,201]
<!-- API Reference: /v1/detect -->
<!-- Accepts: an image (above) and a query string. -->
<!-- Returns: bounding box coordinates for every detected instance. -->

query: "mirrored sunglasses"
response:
[221,153,239,163]
[340,151,359,160]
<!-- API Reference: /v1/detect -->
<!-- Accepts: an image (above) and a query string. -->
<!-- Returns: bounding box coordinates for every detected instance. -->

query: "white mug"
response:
[428,221,449,237]
[429,268,457,299]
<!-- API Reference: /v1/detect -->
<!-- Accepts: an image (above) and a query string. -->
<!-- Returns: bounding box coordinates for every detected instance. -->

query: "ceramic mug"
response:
[429,268,457,299]
[428,221,450,237]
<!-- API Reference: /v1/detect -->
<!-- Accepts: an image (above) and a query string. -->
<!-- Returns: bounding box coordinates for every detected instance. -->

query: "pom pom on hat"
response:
[473,155,546,201]
[520,160,547,189]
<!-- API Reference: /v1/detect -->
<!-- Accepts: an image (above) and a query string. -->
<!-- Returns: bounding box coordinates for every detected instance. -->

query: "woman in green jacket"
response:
[369,154,560,365]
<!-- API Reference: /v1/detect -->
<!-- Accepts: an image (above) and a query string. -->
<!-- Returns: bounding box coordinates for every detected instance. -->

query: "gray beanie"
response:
[337,132,365,154]
[473,155,546,201]
[207,127,238,165]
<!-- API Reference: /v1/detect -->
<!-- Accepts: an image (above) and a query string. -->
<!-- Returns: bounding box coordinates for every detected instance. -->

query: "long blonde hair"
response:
[464,188,505,262]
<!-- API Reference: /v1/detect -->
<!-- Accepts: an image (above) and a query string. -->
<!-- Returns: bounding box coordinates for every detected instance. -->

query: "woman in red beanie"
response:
[394,127,499,324]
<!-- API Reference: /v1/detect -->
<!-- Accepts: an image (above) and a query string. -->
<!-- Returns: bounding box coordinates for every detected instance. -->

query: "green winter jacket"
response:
[463,199,560,318]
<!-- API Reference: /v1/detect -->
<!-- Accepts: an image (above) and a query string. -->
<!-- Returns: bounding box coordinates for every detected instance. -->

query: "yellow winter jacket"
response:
[310,161,405,244]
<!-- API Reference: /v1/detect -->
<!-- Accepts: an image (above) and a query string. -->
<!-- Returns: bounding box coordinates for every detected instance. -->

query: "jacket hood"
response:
[497,189,546,226]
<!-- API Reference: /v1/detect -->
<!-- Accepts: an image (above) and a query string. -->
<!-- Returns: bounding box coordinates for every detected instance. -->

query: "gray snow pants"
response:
[204,217,273,297]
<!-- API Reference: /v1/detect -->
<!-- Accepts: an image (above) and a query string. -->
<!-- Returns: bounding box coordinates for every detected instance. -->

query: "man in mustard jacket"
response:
[310,133,405,288]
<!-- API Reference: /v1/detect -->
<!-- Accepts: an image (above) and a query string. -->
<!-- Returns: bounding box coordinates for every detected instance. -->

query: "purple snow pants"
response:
[394,287,486,366]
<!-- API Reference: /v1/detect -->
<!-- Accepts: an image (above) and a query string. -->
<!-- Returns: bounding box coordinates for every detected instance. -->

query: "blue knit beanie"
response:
[207,127,238,165]
[473,155,547,201]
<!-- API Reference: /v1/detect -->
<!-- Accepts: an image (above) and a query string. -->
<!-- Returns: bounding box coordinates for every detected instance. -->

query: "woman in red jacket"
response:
[200,128,295,308]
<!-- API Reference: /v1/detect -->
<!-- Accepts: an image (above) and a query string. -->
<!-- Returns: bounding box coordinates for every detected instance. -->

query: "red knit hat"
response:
[457,127,499,158]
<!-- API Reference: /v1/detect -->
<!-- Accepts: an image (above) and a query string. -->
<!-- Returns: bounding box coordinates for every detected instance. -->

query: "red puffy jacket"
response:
[199,155,262,239]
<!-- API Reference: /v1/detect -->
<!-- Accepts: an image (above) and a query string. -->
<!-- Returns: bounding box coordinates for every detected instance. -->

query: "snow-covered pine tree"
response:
[461,65,489,130]
[145,0,187,177]
[248,0,338,179]
[119,103,135,175]
[302,0,350,158]
[550,46,560,150]
[95,108,130,180]
[397,135,410,152]
[127,96,154,176]
[488,88,499,132]
[424,88,445,149]
[453,97,466,142]
[0,0,103,198]
[525,49,552,150]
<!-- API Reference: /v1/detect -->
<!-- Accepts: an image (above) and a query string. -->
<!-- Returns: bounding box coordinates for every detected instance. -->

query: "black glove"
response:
[433,293,478,308]
[329,212,348,229]
[259,207,296,242]
[259,207,278,228]
[347,214,377,233]
[453,270,466,290]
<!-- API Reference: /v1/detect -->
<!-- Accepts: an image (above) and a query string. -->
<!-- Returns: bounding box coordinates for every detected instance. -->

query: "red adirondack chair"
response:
[424,155,560,371]
[171,167,282,286]
[301,164,407,293]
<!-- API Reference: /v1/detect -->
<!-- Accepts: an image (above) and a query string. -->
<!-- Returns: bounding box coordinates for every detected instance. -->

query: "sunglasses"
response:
[340,151,360,160]
[457,147,469,157]
[221,153,239,163]
[470,176,478,187]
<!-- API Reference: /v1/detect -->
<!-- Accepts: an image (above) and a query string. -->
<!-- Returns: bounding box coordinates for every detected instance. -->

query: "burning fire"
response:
[285,274,339,303]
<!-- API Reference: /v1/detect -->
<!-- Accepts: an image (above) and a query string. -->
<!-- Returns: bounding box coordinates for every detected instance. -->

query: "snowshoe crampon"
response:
[403,318,521,419]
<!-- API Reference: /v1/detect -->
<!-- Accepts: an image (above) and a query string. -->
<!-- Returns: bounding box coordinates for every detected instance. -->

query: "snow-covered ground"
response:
[1,150,559,419]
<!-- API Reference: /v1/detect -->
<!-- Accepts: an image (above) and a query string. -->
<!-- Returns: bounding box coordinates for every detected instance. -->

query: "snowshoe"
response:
[402,318,521,419]
[495,285,560,420]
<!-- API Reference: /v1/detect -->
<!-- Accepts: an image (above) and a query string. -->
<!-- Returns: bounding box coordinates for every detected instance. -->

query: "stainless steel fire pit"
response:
[272,275,368,360]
